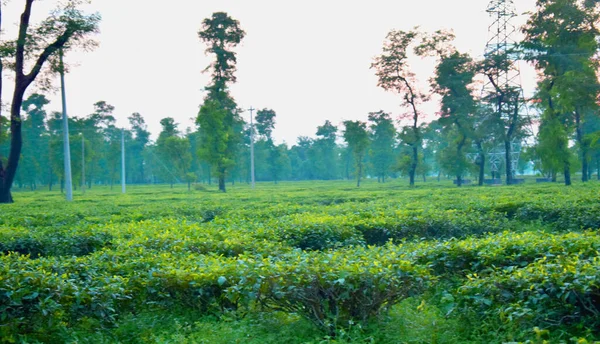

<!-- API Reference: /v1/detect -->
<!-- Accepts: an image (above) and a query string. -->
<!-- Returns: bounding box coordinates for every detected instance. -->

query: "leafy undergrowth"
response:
[64,298,465,344]
[1,181,600,343]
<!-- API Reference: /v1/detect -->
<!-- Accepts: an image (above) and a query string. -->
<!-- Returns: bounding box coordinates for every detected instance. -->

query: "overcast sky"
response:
[3,0,537,144]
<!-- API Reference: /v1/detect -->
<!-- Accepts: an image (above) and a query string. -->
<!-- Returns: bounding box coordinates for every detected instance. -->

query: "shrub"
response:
[457,255,600,339]
[234,246,430,335]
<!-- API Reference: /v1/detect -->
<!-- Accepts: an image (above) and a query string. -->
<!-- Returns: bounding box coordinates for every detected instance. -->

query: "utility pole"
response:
[81,133,85,194]
[121,129,126,194]
[248,106,256,189]
[59,48,73,201]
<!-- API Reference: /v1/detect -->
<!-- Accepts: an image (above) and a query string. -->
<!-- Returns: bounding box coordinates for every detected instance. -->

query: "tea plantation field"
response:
[1,181,599,343]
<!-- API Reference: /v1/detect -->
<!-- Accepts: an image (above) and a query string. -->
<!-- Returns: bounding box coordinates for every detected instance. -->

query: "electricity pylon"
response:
[481,0,531,183]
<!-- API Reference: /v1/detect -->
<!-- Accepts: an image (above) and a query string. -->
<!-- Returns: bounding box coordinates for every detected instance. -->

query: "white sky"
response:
[2,0,538,145]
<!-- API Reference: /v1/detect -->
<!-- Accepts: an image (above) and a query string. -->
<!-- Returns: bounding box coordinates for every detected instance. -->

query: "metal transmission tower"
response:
[481,0,529,182]
[483,0,521,95]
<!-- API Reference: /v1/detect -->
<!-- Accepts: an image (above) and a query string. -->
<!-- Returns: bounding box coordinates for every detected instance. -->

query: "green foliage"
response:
[196,12,246,192]
[523,0,600,184]
[0,254,129,342]
[255,109,277,140]
[310,120,340,180]
[2,182,600,342]
[237,247,429,335]
[459,254,600,342]
[198,12,245,95]
[196,99,243,184]
[372,28,426,186]
[0,226,112,258]
[343,120,370,187]
[418,32,477,185]
[368,111,396,182]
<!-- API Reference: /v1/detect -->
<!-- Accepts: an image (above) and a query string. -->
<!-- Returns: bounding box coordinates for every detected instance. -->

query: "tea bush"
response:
[1,181,599,342]
[458,255,600,340]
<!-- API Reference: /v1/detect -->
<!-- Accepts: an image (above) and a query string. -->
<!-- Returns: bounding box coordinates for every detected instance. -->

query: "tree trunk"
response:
[0,161,14,202]
[477,142,485,186]
[356,163,362,187]
[575,109,588,182]
[0,186,13,202]
[188,181,191,191]
[48,158,53,191]
[218,176,226,192]
[409,146,417,187]
[504,139,512,185]
[0,82,27,203]
[564,161,571,186]
[582,157,589,182]
[345,157,351,180]
[456,134,466,188]
[552,170,557,182]
[0,0,70,203]
[218,166,226,192]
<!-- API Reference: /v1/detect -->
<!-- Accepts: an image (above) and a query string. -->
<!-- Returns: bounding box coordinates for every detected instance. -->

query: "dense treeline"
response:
[2,1,600,195]
[6,92,599,191]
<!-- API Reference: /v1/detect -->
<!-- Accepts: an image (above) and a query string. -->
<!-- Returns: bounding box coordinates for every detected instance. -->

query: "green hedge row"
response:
[0,243,429,340]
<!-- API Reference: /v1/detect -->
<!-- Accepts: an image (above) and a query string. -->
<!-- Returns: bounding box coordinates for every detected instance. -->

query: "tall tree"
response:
[372,29,426,187]
[84,101,117,188]
[18,94,50,189]
[312,120,339,180]
[0,1,100,202]
[343,120,370,187]
[157,117,179,143]
[255,108,285,183]
[417,31,477,186]
[161,137,192,188]
[128,113,150,184]
[368,111,396,182]
[255,109,276,141]
[422,120,445,182]
[535,112,570,181]
[289,136,313,180]
[267,143,290,184]
[155,117,184,187]
[196,99,244,191]
[196,12,245,192]
[523,0,600,185]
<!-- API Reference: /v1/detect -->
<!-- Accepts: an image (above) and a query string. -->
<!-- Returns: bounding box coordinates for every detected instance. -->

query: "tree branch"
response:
[15,0,34,79]
[24,30,73,86]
